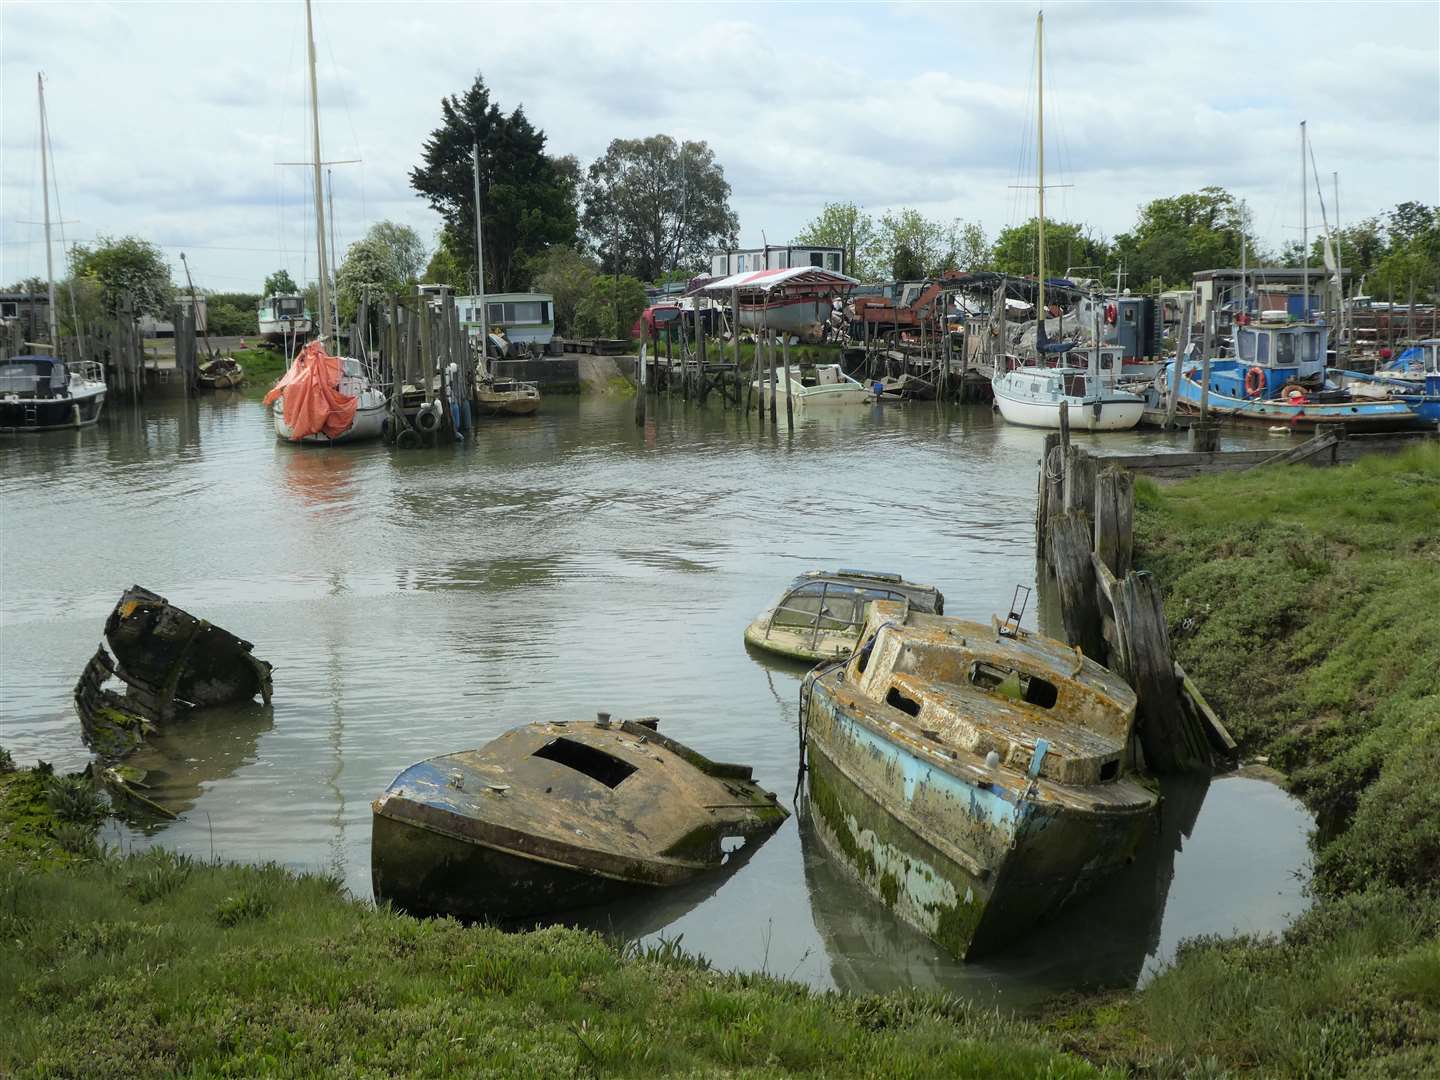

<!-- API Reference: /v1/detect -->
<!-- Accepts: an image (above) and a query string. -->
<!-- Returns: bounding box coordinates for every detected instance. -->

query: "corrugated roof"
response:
[691,266,860,298]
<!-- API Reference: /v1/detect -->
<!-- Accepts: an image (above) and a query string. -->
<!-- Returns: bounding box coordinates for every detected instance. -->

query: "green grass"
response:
[0,843,1110,1079]
[1133,445,1440,896]
[230,346,289,393]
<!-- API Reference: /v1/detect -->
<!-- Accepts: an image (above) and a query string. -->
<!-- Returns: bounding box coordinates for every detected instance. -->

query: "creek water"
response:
[1,391,1313,1009]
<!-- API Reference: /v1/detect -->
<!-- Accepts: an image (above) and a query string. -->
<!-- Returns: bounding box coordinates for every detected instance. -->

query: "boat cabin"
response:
[795,363,853,388]
[1211,320,1329,399]
[747,570,944,662]
[0,355,69,399]
[259,295,308,322]
[1002,366,1111,402]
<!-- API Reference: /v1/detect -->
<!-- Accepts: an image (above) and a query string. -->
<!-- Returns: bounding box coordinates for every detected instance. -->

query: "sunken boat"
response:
[371,715,788,920]
[74,585,273,760]
[745,570,944,663]
[801,601,1157,960]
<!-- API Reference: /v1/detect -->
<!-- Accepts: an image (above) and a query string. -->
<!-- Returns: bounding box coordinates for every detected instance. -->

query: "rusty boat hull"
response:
[372,718,787,920]
[802,603,1157,960]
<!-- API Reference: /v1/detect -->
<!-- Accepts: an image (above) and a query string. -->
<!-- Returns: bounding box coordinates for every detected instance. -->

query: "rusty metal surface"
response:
[372,718,788,918]
[803,602,1156,959]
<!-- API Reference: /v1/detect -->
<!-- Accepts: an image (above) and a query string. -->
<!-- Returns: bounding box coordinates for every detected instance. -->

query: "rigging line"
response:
[40,81,87,352]
[317,3,367,235]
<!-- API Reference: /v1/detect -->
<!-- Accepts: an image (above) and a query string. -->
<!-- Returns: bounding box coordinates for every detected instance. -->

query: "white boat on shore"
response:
[753,363,873,407]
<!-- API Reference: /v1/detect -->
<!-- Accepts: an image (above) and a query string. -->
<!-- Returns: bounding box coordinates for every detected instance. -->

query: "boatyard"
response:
[3,1,1439,1077]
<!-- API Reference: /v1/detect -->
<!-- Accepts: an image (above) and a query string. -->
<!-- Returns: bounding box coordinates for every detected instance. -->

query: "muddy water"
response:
[0,392,1312,1007]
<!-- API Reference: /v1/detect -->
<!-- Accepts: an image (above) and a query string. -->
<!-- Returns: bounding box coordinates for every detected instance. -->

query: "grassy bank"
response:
[230,346,289,393]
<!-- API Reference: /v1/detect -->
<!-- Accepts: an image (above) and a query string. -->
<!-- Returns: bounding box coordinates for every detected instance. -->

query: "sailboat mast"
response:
[1036,10,1046,323]
[1333,171,1344,345]
[472,143,488,347]
[305,0,331,340]
[37,74,59,350]
[1300,120,1308,321]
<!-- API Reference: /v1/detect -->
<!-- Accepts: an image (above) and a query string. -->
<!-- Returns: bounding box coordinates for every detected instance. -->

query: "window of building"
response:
[737,254,747,272]
[809,252,824,267]
[826,252,840,271]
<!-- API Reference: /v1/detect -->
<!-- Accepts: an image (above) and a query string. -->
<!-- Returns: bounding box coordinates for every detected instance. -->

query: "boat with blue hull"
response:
[1170,318,1418,430]
[1330,339,1440,423]
[801,601,1157,960]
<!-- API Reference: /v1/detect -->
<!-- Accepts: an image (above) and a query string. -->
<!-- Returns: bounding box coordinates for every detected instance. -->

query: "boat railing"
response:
[67,359,106,385]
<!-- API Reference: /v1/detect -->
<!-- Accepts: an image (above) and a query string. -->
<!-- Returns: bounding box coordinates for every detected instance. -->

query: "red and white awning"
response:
[691,266,860,299]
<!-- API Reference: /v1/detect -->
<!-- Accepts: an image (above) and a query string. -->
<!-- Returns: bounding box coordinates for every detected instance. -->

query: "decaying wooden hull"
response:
[802,602,1157,959]
[74,585,273,759]
[372,717,788,920]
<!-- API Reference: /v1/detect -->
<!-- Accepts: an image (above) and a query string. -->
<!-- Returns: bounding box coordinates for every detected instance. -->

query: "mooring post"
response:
[1051,510,1106,662]
[731,287,741,410]
[1116,572,1207,773]
[635,341,646,427]
[1164,299,1190,430]
[1064,445,1097,513]
[781,334,795,432]
[1093,466,1134,577]
[1190,308,1219,451]
[767,332,778,425]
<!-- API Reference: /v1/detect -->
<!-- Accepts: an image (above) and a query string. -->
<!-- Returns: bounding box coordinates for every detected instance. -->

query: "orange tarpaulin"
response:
[262,341,358,441]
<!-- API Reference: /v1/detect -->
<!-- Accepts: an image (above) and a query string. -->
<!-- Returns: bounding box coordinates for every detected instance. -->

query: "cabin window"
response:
[1237,330,1255,361]
[885,686,922,717]
[1303,332,1319,361]
[772,582,827,628]
[532,737,637,788]
[816,593,862,631]
[1256,334,1269,362]
[1276,334,1295,364]
[968,662,1058,709]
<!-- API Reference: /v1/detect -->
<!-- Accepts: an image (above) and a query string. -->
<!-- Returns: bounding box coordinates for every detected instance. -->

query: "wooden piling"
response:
[1050,510,1106,662]
[1063,444,1097,513]
[781,335,795,432]
[1092,466,1134,577]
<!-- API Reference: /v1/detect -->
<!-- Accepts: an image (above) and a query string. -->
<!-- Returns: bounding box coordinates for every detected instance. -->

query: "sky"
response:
[2,0,1437,293]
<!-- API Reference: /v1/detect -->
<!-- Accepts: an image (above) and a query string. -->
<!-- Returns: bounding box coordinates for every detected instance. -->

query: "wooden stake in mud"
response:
[731,286,741,409]
[767,331,778,425]
[635,341,647,427]
[1093,466,1134,577]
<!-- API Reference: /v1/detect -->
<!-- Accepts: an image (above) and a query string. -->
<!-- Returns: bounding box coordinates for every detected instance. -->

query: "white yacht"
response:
[992,359,1144,431]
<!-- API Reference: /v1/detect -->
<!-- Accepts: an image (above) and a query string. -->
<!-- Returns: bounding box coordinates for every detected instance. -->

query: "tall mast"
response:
[38,73,58,350]
[1036,10,1046,324]
[1300,120,1308,322]
[306,0,331,339]
[472,142,488,347]
[1333,171,1343,346]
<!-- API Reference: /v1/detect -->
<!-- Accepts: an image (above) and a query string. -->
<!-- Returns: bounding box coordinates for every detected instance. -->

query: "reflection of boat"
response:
[0,355,106,432]
[371,715,788,919]
[745,570,944,663]
[802,600,1157,960]
[799,773,1209,1002]
[752,363,873,407]
[74,585,274,759]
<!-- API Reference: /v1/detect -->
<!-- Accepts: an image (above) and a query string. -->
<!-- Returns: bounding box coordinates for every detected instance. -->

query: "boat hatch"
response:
[968,660,1059,709]
[533,737,637,788]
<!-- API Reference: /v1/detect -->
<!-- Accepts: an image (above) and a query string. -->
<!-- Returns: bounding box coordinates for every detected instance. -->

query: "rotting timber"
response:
[371,715,788,920]
[73,585,273,761]
[800,602,1157,960]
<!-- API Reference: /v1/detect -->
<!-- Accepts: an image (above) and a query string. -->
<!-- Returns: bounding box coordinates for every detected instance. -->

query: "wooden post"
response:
[781,334,795,432]
[1164,299,1190,429]
[767,331,778,425]
[1063,445,1097,513]
[1036,431,1061,567]
[1050,510,1106,662]
[635,341,646,426]
[1115,572,1208,773]
[1093,466,1134,577]
[731,287,741,411]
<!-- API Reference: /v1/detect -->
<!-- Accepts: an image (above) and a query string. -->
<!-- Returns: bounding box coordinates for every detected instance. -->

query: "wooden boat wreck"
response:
[475,376,541,416]
[371,715,788,919]
[196,356,244,389]
[745,570,944,662]
[801,601,1157,960]
[73,585,273,760]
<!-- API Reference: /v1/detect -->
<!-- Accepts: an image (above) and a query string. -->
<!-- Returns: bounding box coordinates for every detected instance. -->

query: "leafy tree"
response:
[423,229,470,291]
[334,221,430,322]
[68,235,173,318]
[794,202,881,281]
[410,74,578,293]
[529,247,598,335]
[205,292,260,335]
[365,221,427,284]
[876,210,990,279]
[991,218,1111,281]
[581,136,738,282]
[263,268,299,296]
[573,274,646,340]
[1111,187,1256,287]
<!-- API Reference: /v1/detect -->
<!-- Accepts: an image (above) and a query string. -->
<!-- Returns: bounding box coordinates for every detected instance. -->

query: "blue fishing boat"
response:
[1330,339,1440,423]
[1169,317,1418,431]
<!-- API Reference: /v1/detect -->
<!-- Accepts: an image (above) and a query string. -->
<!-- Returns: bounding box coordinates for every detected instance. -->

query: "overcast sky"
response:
[3,1,1437,293]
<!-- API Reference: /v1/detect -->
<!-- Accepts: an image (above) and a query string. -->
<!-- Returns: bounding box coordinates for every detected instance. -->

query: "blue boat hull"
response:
[1170,360,1419,430]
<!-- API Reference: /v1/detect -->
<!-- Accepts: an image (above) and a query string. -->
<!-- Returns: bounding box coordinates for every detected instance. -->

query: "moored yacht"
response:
[0,354,106,433]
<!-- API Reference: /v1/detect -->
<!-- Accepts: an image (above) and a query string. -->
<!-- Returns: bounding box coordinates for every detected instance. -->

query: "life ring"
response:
[1244,366,1266,398]
[1104,302,1118,325]
[1280,383,1308,404]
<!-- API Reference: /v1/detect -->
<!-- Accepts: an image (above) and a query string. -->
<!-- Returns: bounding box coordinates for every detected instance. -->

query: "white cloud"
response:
[2,0,1435,292]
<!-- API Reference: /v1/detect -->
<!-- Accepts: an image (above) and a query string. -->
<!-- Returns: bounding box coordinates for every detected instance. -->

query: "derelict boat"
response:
[371,715,788,920]
[745,569,944,663]
[475,376,541,416]
[752,363,872,407]
[801,601,1156,960]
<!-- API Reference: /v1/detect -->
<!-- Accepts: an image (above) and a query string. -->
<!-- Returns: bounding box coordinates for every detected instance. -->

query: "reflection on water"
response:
[1,392,1310,1002]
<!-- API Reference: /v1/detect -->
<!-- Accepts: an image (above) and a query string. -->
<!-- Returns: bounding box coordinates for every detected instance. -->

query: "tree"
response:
[1111,187,1256,287]
[581,136,738,282]
[263,269,299,296]
[991,218,1111,281]
[876,210,986,279]
[68,235,173,318]
[529,247,598,336]
[423,229,470,291]
[365,221,427,284]
[334,221,429,323]
[574,274,647,340]
[410,74,578,293]
[794,202,881,281]
[205,292,260,335]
